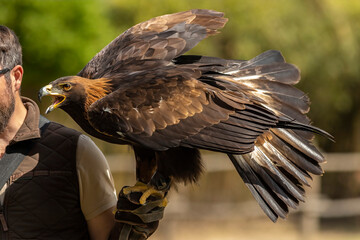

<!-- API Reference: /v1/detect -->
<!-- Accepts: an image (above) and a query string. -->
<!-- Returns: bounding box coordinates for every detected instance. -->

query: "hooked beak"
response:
[38,84,66,114]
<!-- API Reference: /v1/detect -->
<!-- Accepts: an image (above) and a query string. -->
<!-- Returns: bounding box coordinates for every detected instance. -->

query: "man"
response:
[0,26,163,240]
[0,25,117,239]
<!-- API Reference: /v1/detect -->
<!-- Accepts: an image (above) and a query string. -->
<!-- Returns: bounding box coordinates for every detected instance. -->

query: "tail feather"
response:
[252,146,306,201]
[260,134,312,186]
[228,126,327,222]
[242,153,300,209]
[271,128,325,163]
[228,154,286,222]
[269,130,323,175]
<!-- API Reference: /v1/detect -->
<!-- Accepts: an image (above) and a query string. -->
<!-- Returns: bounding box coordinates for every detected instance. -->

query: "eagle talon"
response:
[157,197,168,208]
[122,182,149,195]
[123,182,168,206]
[139,187,166,205]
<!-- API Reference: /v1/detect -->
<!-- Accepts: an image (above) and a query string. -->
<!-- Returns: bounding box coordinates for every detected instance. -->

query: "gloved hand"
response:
[109,186,167,240]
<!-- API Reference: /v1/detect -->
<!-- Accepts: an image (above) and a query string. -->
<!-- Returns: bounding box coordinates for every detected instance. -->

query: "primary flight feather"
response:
[39,9,333,222]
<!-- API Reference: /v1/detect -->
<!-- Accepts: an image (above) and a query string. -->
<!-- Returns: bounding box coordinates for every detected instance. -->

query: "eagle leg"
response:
[124,146,172,205]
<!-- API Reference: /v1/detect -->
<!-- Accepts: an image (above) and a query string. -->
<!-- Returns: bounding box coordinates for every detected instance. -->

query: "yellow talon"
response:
[139,187,165,205]
[159,198,168,207]
[122,182,148,195]
[122,182,168,206]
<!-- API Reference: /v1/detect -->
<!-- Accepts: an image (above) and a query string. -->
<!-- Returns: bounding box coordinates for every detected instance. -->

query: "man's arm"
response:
[87,206,115,240]
[76,134,117,239]
[76,134,165,240]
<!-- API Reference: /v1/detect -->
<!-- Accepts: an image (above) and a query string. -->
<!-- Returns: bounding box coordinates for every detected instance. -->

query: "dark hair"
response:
[0,26,22,86]
[0,25,22,69]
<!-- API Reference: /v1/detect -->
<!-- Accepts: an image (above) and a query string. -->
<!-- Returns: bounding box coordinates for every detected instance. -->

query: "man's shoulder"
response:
[43,119,83,139]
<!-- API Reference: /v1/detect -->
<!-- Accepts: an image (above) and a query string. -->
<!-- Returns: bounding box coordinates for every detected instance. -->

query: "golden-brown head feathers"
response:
[39,76,113,113]
[79,77,113,110]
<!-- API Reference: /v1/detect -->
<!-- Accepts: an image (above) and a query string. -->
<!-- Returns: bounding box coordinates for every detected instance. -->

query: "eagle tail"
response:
[228,126,327,222]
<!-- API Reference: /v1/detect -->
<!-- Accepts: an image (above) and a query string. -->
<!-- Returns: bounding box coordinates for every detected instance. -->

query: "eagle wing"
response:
[86,62,237,150]
[85,57,281,152]
[78,9,227,79]
[85,51,304,153]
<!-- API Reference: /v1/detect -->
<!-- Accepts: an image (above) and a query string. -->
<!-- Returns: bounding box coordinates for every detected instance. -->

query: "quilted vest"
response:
[0,122,89,240]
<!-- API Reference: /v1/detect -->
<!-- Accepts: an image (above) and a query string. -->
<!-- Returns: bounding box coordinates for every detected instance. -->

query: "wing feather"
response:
[78,9,227,78]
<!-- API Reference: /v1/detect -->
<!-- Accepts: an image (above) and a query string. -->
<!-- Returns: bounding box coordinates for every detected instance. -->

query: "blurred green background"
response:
[1,0,360,239]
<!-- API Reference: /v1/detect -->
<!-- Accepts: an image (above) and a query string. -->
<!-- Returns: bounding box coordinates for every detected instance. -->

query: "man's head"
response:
[0,25,23,133]
[0,25,22,69]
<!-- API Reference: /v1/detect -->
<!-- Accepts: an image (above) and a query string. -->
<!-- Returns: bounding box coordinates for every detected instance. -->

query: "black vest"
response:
[0,122,89,240]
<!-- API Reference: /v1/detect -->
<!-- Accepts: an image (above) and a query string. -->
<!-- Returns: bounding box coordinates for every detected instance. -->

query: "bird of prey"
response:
[39,9,332,222]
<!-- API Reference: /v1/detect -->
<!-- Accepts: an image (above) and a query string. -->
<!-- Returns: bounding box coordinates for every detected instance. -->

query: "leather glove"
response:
[109,186,167,240]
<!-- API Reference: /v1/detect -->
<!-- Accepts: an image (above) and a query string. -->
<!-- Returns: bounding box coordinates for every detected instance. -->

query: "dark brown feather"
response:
[78,9,227,79]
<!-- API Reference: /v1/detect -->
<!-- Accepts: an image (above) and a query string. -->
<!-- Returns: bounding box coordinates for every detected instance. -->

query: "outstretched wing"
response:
[78,9,227,79]
[85,51,304,153]
[85,50,309,152]
[86,62,240,151]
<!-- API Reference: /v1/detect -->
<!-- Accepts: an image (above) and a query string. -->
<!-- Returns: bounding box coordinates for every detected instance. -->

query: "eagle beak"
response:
[38,85,52,102]
[38,84,66,114]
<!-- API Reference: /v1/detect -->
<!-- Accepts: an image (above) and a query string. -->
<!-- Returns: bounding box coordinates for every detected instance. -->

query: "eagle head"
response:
[39,76,112,114]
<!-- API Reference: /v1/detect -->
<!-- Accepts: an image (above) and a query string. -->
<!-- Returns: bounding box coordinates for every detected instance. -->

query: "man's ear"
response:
[11,65,24,92]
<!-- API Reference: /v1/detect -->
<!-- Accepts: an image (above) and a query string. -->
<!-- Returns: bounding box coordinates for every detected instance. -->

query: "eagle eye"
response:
[61,83,72,91]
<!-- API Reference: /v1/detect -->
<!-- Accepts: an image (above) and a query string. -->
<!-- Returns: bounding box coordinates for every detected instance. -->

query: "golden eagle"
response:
[39,9,332,222]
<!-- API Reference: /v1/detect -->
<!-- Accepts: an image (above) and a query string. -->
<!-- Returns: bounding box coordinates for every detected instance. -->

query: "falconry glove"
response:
[111,186,167,240]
